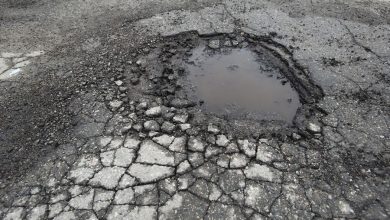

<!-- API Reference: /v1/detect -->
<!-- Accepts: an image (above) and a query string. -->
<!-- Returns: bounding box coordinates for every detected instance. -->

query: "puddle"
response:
[184,46,301,123]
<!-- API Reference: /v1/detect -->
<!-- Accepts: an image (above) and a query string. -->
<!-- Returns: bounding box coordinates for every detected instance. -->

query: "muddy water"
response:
[184,46,301,123]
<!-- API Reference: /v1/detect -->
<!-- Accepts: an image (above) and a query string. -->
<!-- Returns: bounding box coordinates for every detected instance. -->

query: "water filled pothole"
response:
[184,46,301,123]
[135,32,323,131]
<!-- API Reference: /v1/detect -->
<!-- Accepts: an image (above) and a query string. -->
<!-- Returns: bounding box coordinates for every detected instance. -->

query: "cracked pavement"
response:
[0,0,389,219]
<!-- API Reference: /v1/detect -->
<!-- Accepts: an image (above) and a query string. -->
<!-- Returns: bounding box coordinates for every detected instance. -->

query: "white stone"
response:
[292,133,301,140]
[217,157,229,168]
[153,135,175,147]
[161,121,176,132]
[137,140,175,166]
[172,113,188,123]
[169,136,187,152]
[238,139,256,157]
[68,185,83,197]
[136,59,143,65]
[30,187,40,195]
[209,185,222,201]
[193,165,213,178]
[145,106,162,116]
[118,174,136,188]
[109,100,123,109]
[244,163,277,182]
[144,120,160,131]
[114,148,135,167]
[226,142,240,153]
[177,177,191,190]
[46,178,57,187]
[160,178,177,194]
[188,152,204,166]
[188,137,205,152]
[216,135,229,147]
[115,80,123,86]
[256,144,274,163]
[108,137,124,149]
[123,137,140,149]
[245,185,262,208]
[148,131,159,137]
[177,160,191,174]
[100,151,115,166]
[207,124,220,134]
[128,163,174,183]
[259,139,269,144]
[179,123,191,131]
[99,136,112,147]
[137,102,148,109]
[230,153,249,168]
[204,146,221,158]
[307,123,321,133]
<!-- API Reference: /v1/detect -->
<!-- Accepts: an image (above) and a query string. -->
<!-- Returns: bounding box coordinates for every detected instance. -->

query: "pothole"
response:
[130,32,323,132]
[182,45,301,123]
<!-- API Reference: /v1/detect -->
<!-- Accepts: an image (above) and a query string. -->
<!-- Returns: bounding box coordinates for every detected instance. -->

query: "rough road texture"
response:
[0,0,389,219]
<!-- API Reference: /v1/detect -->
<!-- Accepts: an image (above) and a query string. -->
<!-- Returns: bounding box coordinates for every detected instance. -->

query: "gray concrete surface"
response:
[0,0,389,219]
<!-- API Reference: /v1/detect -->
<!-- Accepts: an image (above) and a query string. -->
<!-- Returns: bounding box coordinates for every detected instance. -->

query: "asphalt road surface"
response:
[0,0,389,219]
